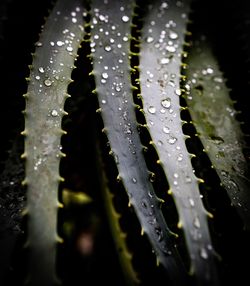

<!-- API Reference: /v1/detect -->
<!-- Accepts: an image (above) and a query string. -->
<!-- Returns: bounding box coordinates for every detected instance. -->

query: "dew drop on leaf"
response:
[189,198,195,207]
[51,109,59,117]
[66,46,73,52]
[168,136,177,144]
[102,72,109,79]
[155,226,163,242]
[121,15,129,22]
[104,45,112,52]
[148,106,156,114]
[161,98,171,108]
[157,140,163,146]
[39,67,45,73]
[177,153,183,161]
[160,57,170,65]
[200,247,208,260]
[141,200,148,209]
[56,40,64,46]
[193,217,201,229]
[44,79,52,87]
[169,30,178,40]
[163,126,170,134]
[146,36,154,43]
[185,176,192,183]
[166,45,176,53]
[175,88,182,96]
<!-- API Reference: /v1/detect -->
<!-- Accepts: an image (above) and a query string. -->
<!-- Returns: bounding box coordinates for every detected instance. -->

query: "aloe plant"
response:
[0,0,249,285]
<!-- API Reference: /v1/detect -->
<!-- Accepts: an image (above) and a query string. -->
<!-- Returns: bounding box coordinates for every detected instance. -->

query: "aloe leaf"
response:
[96,143,140,285]
[184,35,250,230]
[23,0,85,284]
[139,1,219,284]
[90,0,186,283]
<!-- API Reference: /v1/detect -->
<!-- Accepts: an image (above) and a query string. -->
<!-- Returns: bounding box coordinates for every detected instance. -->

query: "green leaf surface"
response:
[90,0,186,283]
[139,1,219,284]
[185,35,250,230]
[23,0,85,284]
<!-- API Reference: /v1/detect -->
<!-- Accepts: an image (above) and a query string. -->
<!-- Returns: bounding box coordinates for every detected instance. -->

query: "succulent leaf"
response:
[139,1,219,284]
[90,0,186,283]
[23,0,85,284]
[96,142,140,285]
[184,35,250,230]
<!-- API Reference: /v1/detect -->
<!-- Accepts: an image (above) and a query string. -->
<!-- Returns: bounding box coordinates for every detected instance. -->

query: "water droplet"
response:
[161,98,171,108]
[39,67,45,73]
[66,46,73,52]
[35,75,40,80]
[148,191,154,198]
[44,79,52,87]
[101,99,106,104]
[155,226,163,242]
[175,88,182,96]
[166,45,176,52]
[206,67,214,74]
[200,247,208,259]
[213,76,223,83]
[114,154,119,164]
[185,176,192,183]
[169,31,178,40]
[148,106,156,114]
[173,181,178,186]
[146,36,154,43]
[57,40,64,47]
[189,198,195,207]
[141,200,147,209]
[193,217,200,228]
[115,86,121,92]
[51,109,59,117]
[99,14,106,21]
[157,140,163,146]
[168,136,177,144]
[163,126,170,134]
[102,72,108,79]
[123,36,128,42]
[177,153,183,161]
[174,173,179,178]
[149,173,156,182]
[122,15,129,22]
[161,2,168,9]
[104,45,112,52]
[132,178,137,183]
[160,57,170,65]
[124,124,132,134]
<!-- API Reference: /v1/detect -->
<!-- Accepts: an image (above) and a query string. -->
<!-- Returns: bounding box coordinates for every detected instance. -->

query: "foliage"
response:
[0,0,249,285]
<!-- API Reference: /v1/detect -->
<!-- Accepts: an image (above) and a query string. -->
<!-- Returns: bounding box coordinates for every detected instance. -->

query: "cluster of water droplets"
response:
[29,5,85,173]
[32,6,84,97]
[140,0,192,158]
[185,37,247,217]
[91,4,142,157]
